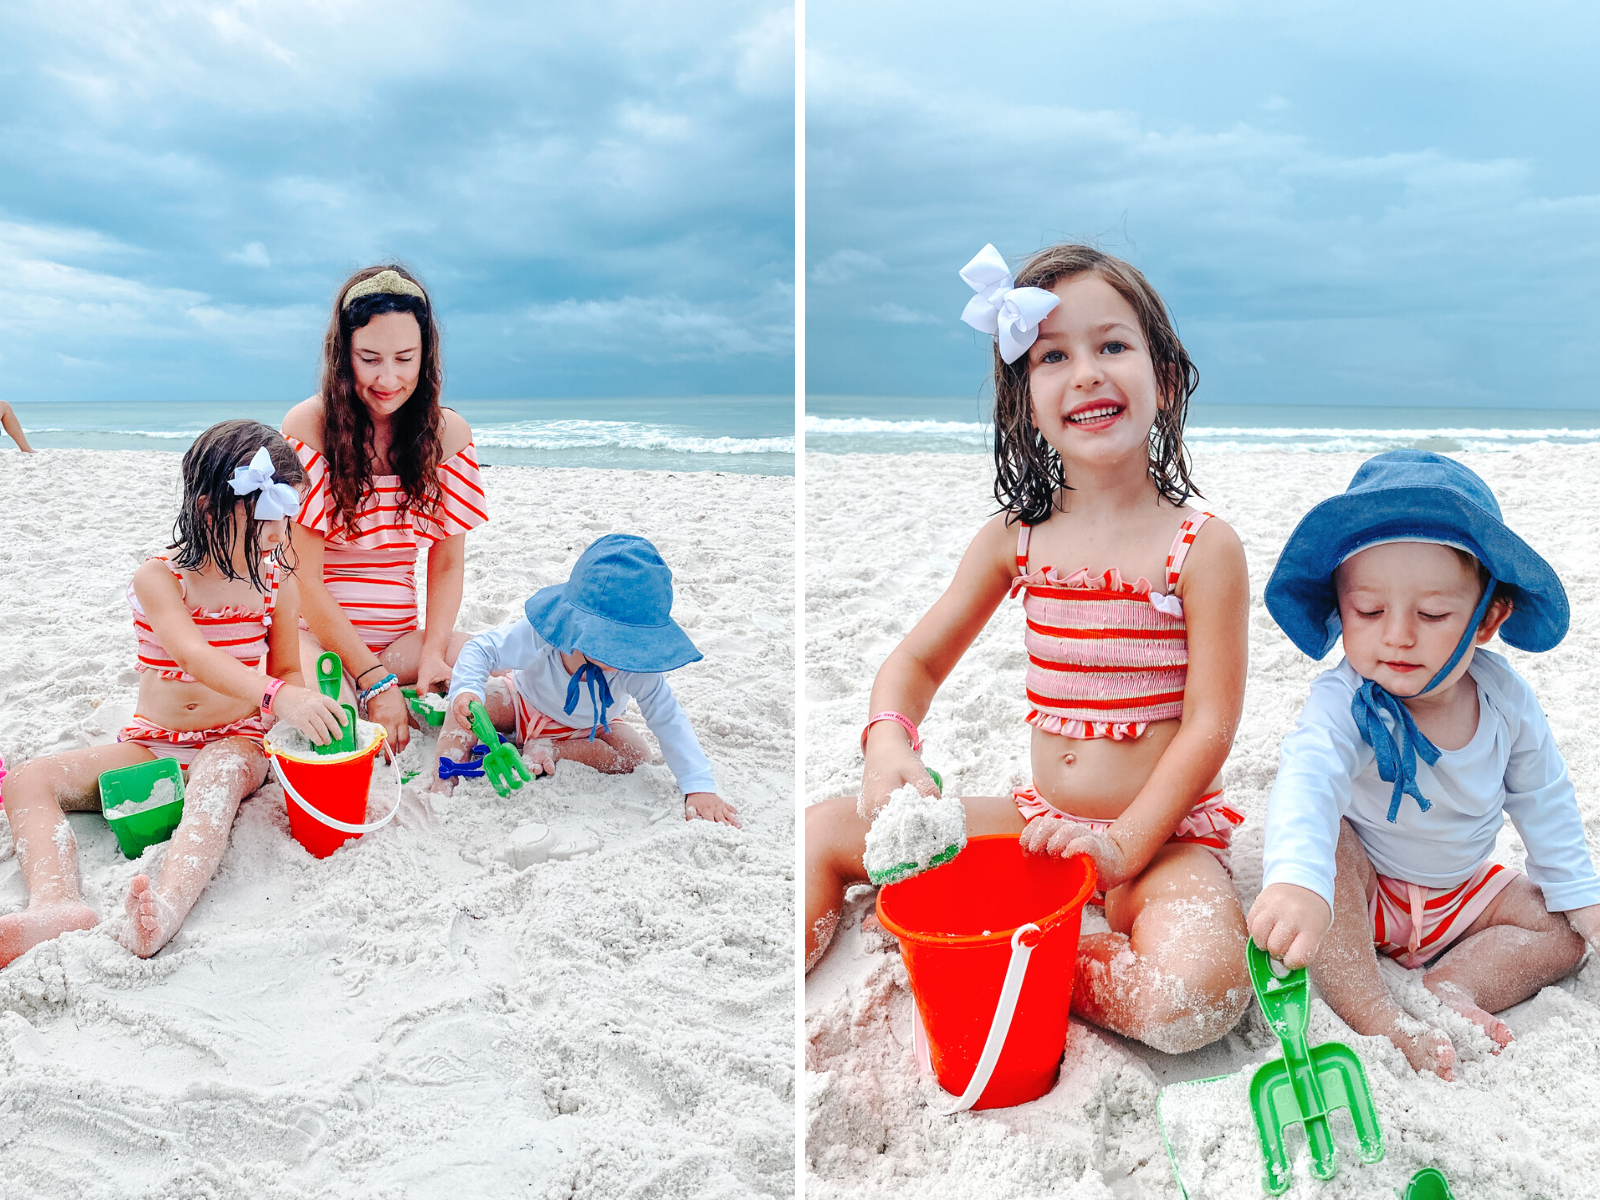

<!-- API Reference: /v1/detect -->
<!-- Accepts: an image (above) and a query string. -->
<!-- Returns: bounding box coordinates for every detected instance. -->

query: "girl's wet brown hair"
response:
[318,264,444,537]
[991,245,1201,525]
[170,420,306,591]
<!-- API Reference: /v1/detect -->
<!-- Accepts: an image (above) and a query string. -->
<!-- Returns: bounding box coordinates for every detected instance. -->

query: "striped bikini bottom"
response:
[1012,785,1245,899]
[506,689,584,746]
[117,713,269,767]
[1369,861,1517,970]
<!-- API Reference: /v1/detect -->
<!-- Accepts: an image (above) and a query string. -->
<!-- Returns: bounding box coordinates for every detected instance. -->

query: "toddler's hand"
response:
[274,684,348,745]
[684,792,740,827]
[448,692,478,731]
[1247,883,1332,969]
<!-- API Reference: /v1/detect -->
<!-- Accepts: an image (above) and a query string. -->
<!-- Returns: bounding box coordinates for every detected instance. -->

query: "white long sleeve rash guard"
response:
[1261,649,1600,915]
[446,616,718,796]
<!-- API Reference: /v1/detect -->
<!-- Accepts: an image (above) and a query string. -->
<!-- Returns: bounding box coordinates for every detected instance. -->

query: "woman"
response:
[282,265,488,750]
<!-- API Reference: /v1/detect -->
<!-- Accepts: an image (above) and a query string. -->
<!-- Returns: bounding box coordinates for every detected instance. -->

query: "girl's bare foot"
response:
[685,792,740,827]
[116,874,182,958]
[1428,978,1514,1050]
[0,900,99,967]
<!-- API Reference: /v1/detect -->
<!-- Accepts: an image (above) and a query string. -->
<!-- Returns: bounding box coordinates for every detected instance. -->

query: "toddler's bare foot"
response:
[116,874,181,959]
[0,900,99,967]
[684,792,740,827]
[1428,978,1514,1050]
[1346,993,1455,1079]
[524,738,556,777]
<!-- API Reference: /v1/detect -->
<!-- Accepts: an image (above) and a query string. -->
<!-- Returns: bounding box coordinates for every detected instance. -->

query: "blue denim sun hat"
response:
[524,534,702,674]
[1265,450,1568,659]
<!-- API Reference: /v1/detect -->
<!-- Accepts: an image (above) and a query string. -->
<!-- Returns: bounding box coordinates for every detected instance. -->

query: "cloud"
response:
[805,0,1600,406]
[0,0,793,400]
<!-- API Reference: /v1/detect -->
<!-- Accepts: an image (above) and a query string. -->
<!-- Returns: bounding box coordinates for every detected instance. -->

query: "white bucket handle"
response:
[936,922,1040,1115]
[271,750,403,836]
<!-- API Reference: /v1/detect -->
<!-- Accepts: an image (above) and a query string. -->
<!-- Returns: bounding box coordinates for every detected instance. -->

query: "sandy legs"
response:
[1075,840,1252,1053]
[1311,820,1585,1079]
[0,744,154,966]
[116,738,267,958]
[804,792,1251,1052]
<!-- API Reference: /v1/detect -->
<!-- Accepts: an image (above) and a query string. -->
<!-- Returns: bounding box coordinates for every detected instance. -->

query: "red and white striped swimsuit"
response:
[289,437,489,652]
[1008,511,1245,876]
[1010,511,1212,740]
[129,558,276,681]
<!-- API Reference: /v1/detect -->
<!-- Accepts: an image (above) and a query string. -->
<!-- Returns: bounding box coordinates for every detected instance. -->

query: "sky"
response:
[807,0,1600,409]
[0,0,794,404]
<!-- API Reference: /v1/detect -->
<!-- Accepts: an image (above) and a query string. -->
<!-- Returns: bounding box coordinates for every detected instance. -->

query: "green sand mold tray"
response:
[99,758,185,858]
[402,686,447,727]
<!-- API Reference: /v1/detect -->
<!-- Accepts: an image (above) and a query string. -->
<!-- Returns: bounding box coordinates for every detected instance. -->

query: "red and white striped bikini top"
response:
[1009,511,1213,741]
[128,558,277,683]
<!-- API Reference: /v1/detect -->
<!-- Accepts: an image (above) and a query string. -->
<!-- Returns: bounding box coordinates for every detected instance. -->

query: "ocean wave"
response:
[804,414,1600,453]
[474,420,792,455]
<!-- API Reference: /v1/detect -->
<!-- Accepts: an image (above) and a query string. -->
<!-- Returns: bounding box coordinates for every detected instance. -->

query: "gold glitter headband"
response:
[341,269,427,309]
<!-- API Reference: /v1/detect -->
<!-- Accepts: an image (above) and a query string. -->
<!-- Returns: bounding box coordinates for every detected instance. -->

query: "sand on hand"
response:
[862,784,966,885]
[807,447,1600,1200]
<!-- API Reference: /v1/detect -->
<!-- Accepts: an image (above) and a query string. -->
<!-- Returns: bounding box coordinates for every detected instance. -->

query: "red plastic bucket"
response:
[268,728,401,859]
[876,834,1096,1110]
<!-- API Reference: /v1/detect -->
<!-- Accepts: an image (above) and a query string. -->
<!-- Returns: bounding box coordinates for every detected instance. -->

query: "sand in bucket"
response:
[265,719,400,858]
[876,834,1096,1111]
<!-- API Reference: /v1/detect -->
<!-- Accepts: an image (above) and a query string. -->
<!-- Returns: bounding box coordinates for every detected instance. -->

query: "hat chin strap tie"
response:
[564,661,615,742]
[1351,576,1497,823]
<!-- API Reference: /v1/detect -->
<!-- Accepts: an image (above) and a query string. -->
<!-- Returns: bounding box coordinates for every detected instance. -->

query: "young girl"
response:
[433,534,740,826]
[0,421,347,966]
[804,244,1253,1054]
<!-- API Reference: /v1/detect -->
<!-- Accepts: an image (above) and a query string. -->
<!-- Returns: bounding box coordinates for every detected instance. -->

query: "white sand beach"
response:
[805,448,1600,1199]
[0,449,794,1199]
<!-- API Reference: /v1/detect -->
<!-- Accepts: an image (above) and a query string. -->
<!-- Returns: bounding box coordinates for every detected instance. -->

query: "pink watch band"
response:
[261,677,286,716]
[861,711,922,753]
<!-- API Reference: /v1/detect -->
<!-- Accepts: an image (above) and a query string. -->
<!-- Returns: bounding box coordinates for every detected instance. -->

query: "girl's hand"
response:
[684,792,740,827]
[368,686,410,752]
[858,726,936,820]
[1246,882,1333,969]
[1018,817,1133,890]
[417,649,453,698]
[273,685,349,746]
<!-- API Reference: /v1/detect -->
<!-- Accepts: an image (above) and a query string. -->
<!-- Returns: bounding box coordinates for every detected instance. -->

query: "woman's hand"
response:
[416,648,453,698]
[858,724,937,821]
[368,686,410,752]
[273,685,350,746]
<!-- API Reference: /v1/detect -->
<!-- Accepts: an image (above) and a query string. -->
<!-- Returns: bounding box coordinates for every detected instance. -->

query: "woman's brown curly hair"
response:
[318,264,444,537]
[991,244,1201,526]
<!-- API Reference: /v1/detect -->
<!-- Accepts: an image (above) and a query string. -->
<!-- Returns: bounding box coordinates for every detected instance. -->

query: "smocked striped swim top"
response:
[129,557,278,682]
[288,436,489,652]
[1009,510,1212,741]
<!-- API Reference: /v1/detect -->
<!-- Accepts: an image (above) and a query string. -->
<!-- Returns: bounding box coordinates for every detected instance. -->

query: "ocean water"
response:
[806,396,1600,455]
[7,396,795,476]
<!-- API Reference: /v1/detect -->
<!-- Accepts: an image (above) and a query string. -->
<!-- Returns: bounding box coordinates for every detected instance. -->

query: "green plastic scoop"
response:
[1247,941,1384,1194]
[314,651,358,755]
[1401,1167,1455,1200]
[468,699,532,798]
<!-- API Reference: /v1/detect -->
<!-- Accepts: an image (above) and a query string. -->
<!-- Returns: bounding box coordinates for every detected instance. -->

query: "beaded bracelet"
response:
[358,673,399,710]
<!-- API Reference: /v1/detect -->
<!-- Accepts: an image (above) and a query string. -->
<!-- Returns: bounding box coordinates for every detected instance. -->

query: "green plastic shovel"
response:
[1247,941,1384,1194]
[314,651,358,755]
[468,699,532,798]
[1401,1167,1455,1200]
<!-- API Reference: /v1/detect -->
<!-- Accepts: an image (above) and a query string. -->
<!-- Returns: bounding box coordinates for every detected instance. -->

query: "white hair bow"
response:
[228,447,300,521]
[959,244,1061,364]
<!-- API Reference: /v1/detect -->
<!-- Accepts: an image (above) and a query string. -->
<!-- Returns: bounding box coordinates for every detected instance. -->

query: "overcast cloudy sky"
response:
[0,0,793,403]
[807,0,1600,409]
